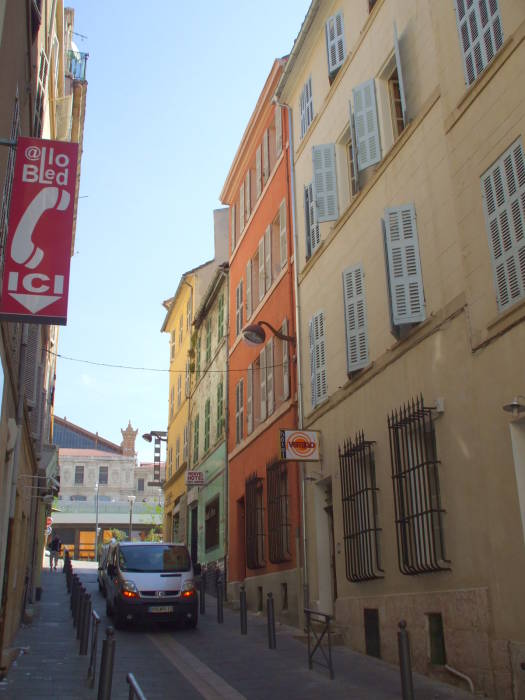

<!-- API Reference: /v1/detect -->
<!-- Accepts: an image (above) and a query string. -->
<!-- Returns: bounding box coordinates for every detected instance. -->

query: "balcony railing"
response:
[66,50,89,81]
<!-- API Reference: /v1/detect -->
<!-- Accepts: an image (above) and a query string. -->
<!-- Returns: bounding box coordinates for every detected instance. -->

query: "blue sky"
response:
[55,1,310,463]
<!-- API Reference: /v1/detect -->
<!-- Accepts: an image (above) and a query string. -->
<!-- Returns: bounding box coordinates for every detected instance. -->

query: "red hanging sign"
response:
[0,137,79,324]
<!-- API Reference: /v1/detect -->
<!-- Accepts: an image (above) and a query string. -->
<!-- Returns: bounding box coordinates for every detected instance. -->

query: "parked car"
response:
[97,544,110,597]
[104,541,200,629]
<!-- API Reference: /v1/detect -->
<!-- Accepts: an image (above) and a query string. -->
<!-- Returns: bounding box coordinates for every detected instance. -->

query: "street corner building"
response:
[0,0,87,675]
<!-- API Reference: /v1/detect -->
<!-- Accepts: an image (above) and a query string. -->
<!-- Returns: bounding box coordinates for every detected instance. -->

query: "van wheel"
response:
[106,599,113,617]
[186,610,198,629]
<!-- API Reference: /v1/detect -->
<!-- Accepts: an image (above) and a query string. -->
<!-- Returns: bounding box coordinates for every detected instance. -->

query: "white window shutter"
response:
[275,106,282,156]
[256,146,262,198]
[326,11,346,74]
[247,363,253,434]
[266,339,274,416]
[265,224,272,291]
[348,102,360,193]
[245,171,251,219]
[454,0,503,86]
[312,144,339,222]
[304,186,312,258]
[343,265,369,372]
[313,312,327,404]
[306,182,320,252]
[279,199,287,269]
[231,203,236,250]
[260,344,267,422]
[393,22,407,128]
[353,79,381,170]
[309,320,316,407]
[481,138,525,311]
[263,129,269,183]
[240,183,245,232]
[258,237,265,302]
[24,325,40,406]
[282,318,290,400]
[246,259,252,319]
[384,204,426,325]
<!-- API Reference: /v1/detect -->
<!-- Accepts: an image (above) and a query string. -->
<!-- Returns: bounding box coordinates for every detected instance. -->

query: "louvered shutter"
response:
[247,364,253,434]
[275,106,282,156]
[246,259,252,319]
[481,139,525,311]
[231,203,236,250]
[279,200,287,268]
[454,0,503,86]
[245,171,251,219]
[393,22,407,128]
[260,345,267,422]
[309,320,316,407]
[263,129,269,183]
[24,325,40,406]
[304,186,312,258]
[310,312,327,407]
[282,318,290,400]
[300,84,307,139]
[348,102,360,193]
[266,339,274,416]
[353,79,381,170]
[384,204,426,325]
[239,183,245,232]
[256,146,262,198]
[265,225,272,291]
[307,182,320,251]
[312,144,339,222]
[258,237,265,301]
[326,11,346,74]
[343,265,369,372]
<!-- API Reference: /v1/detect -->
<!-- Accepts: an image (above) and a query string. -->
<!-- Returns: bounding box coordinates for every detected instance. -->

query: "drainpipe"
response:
[221,265,229,590]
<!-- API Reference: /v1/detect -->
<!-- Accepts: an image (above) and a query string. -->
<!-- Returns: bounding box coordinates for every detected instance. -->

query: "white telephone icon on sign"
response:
[11,186,70,269]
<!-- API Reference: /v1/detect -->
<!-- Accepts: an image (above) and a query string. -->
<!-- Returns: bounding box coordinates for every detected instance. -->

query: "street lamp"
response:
[128,495,136,541]
[241,320,296,346]
[142,430,167,487]
[94,482,99,560]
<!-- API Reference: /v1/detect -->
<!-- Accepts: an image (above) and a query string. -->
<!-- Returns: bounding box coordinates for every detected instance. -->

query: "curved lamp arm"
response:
[258,321,296,342]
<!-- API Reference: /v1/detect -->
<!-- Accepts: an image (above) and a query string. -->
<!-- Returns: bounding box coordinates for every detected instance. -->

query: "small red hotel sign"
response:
[185,471,205,486]
[0,137,79,325]
[280,430,321,462]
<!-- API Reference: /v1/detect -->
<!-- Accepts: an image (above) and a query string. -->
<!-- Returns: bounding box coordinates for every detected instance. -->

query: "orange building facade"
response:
[220,59,302,625]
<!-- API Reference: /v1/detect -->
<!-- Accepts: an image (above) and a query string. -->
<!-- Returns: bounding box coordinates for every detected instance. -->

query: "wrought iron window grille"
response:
[267,460,291,564]
[339,431,383,582]
[388,395,450,575]
[245,474,265,569]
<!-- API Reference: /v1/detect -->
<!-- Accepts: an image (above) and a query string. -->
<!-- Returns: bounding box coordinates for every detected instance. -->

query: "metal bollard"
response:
[77,589,88,641]
[240,585,247,635]
[73,581,83,628]
[79,595,92,655]
[216,577,224,624]
[71,575,79,615]
[87,610,101,689]
[97,627,116,700]
[199,574,206,615]
[398,620,415,700]
[267,592,276,649]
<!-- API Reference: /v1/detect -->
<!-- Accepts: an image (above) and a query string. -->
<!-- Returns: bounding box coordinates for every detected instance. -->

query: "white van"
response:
[105,541,200,629]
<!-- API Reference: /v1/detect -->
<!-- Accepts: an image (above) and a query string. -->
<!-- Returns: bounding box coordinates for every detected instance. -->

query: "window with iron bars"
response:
[387,395,450,575]
[245,474,265,569]
[339,431,383,582]
[266,460,291,564]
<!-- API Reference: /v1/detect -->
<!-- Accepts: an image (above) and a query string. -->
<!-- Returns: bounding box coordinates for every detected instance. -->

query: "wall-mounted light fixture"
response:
[241,320,295,346]
[142,430,167,487]
[502,396,525,417]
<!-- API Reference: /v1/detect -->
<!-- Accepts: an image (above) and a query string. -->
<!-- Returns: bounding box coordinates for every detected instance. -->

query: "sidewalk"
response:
[0,561,486,699]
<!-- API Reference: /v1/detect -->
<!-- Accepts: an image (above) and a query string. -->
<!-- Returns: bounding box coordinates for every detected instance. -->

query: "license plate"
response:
[149,605,174,614]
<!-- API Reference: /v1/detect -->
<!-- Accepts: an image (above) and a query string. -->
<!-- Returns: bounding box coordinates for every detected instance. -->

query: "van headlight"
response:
[121,579,139,599]
[181,580,196,598]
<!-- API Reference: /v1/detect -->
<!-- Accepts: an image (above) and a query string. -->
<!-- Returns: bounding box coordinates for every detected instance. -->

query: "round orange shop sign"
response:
[280,430,320,461]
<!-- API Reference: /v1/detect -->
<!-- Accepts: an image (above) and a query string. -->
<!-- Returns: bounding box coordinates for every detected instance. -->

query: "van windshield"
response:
[118,545,191,573]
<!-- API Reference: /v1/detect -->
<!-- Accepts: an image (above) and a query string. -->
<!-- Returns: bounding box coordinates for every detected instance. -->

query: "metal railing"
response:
[305,608,334,679]
[127,673,148,700]
[66,49,88,81]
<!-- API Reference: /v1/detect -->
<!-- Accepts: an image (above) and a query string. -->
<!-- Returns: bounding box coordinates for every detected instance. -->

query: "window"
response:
[369,0,377,10]
[205,318,212,364]
[312,144,339,222]
[245,169,252,224]
[231,203,236,251]
[137,478,144,492]
[235,380,244,444]
[70,494,86,501]
[98,466,108,485]
[263,129,270,185]
[34,49,49,136]
[246,259,252,319]
[267,461,290,563]
[309,311,327,408]
[391,22,407,137]
[235,280,243,336]
[383,204,425,328]
[177,375,182,407]
[239,182,245,232]
[246,474,265,569]
[247,363,253,434]
[185,359,190,397]
[179,315,183,344]
[175,436,180,470]
[168,447,173,477]
[170,385,174,419]
[304,183,320,258]
[196,334,201,379]
[300,77,314,139]
[352,80,381,170]
[216,382,224,438]
[193,414,199,464]
[455,0,503,86]
[339,431,382,581]
[481,138,525,312]
[279,199,287,269]
[205,496,220,551]
[217,294,224,341]
[346,115,359,197]
[326,11,346,76]
[183,423,188,461]
[204,398,211,452]
[256,145,262,199]
[388,395,449,574]
[74,465,84,485]
[275,106,283,157]
[170,330,175,360]
[186,298,192,330]
[343,265,369,372]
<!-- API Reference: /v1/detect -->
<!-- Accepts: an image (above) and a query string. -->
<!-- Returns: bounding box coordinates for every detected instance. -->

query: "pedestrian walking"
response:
[49,533,62,571]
